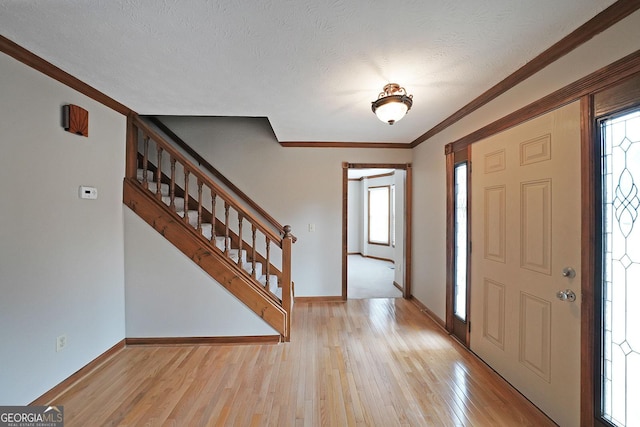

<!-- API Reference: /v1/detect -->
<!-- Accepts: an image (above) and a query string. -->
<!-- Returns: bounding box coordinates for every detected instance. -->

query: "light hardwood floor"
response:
[51,299,554,426]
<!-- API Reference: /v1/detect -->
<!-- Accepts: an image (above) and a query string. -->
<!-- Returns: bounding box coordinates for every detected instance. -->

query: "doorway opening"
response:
[342,163,412,300]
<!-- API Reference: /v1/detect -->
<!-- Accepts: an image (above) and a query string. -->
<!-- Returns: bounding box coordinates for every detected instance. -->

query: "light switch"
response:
[79,186,98,200]
[308,223,315,232]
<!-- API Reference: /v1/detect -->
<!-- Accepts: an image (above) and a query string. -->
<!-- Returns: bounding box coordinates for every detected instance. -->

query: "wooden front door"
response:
[470,102,582,426]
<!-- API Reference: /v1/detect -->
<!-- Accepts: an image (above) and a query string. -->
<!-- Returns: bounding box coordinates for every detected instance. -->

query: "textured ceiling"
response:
[0,0,617,143]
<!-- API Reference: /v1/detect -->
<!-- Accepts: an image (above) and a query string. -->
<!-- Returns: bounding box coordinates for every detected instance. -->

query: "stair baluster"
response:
[251,225,257,279]
[197,179,203,233]
[210,191,217,245]
[237,214,244,269]
[142,135,149,190]
[224,202,230,256]
[265,236,271,289]
[155,146,163,200]
[183,169,190,225]
[169,157,176,212]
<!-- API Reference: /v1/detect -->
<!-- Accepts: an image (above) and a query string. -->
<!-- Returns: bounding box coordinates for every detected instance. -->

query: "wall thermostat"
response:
[79,186,98,200]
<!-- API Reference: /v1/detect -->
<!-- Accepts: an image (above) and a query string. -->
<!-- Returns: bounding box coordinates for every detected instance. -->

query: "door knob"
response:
[556,289,577,302]
[562,267,576,278]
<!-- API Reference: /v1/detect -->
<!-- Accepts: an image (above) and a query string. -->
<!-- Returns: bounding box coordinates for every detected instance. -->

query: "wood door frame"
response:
[445,146,471,346]
[342,162,413,300]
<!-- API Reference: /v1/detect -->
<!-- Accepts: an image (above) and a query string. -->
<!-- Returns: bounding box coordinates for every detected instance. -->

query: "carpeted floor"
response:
[347,254,402,299]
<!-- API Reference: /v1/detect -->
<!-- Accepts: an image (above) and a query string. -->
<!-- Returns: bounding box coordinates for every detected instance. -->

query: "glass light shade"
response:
[371,84,413,125]
[374,99,409,125]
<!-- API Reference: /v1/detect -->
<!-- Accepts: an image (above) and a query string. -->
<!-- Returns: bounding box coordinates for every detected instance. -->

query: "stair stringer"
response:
[123,178,288,338]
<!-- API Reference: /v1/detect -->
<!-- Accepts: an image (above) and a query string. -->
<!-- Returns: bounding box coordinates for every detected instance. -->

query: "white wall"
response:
[158,116,412,297]
[0,53,126,404]
[347,180,362,253]
[124,208,278,337]
[393,170,406,286]
[411,10,640,322]
[411,141,447,317]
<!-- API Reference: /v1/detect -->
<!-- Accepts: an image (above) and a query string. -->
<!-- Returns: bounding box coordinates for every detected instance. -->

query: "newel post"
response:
[282,225,294,342]
[125,114,139,180]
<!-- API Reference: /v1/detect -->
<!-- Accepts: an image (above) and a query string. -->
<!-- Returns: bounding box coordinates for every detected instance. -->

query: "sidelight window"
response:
[599,109,640,427]
[454,163,468,321]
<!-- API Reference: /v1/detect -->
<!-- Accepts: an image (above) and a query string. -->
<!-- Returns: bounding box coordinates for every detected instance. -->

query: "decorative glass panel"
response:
[601,109,640,427]
[454,163,468,321]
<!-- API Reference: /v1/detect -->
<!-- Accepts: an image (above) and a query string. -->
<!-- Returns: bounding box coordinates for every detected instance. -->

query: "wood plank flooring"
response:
[52,298,555,426]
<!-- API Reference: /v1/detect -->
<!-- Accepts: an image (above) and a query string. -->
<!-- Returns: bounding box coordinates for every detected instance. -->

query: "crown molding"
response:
[279,141,412,149]
[0,35,133,116]
[446,48,640,153]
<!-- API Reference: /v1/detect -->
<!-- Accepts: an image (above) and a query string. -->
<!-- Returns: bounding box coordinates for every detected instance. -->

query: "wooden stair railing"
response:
[136,153,288,285]
[145,116,297,245]
[124,114,294,341]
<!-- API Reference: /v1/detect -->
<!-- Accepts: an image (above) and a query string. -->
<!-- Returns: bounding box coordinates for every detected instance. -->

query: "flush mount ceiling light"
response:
[371,83,413,125]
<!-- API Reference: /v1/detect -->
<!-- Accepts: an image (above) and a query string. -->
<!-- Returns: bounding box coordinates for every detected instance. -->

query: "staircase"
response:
[123,115,295,341]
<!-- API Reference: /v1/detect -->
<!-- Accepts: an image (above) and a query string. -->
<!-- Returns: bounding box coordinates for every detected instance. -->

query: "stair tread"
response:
[175,210,199,227]
[161,196,185,210]
[227,249,248,264]
[243,261,263,277]
[144,181,170,196]
[137,169,155,181]
[259,274,279,291]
